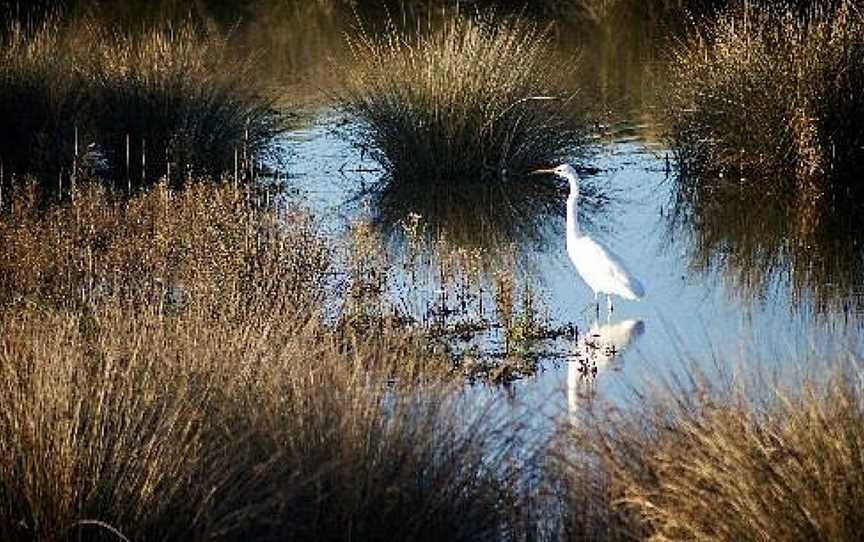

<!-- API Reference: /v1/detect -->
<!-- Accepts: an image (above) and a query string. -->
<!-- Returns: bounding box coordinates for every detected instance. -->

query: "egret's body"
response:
[535,164,645,314]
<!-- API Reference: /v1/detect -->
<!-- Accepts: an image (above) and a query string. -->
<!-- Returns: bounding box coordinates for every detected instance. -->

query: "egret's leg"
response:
[607,295,613,315]
[594,292,600,319]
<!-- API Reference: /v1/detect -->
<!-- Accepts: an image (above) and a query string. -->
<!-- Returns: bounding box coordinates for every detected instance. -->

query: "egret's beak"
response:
[530,168,556,175]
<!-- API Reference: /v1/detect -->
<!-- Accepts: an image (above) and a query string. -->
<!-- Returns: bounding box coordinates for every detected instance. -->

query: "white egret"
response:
[533,164,645,315]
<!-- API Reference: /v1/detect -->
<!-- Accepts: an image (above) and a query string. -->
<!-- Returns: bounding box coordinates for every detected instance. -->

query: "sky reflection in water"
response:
[283,115,864,437]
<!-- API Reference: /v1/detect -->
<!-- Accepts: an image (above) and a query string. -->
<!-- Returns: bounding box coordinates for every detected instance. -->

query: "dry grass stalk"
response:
[0,178,542,541]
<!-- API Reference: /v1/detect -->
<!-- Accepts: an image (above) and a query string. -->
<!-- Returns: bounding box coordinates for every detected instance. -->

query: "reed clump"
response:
[666,1,864,196]
[82,21,280,187]
[575,362,864,541]
[0,178,537,541]
[337,13,588,188]
[0,16,84,185]
[0,14,279,194]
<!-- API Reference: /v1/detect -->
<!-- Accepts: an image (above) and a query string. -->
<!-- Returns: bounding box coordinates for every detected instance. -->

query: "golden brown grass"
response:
[0,178,532,541]
[337,12,588,187]
[563,361,864,542]
[0,14,279,194]
[665,1,864,195]
[4,177,862,541]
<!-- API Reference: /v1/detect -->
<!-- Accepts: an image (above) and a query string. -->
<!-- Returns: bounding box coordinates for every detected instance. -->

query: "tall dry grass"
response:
[0,178,532,541]
[665,1,864,196]
[0,14,279,195]
[0,16,85,185]
[337,13,589,187]
[561,360,864,542]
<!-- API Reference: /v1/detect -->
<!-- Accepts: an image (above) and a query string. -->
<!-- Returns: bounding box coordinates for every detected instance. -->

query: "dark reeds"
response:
[665,1,864,196]
[337,13,589,188]
[82,21,281,188]
[0,14,280,195]
[0,16,84,188]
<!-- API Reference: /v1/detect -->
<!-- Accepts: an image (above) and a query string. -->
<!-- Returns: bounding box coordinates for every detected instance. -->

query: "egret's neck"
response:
[566,186,581,242]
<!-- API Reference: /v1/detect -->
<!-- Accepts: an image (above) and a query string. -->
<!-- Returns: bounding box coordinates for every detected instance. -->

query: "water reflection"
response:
[368,171,613,269]
[567,317,645,426]
[669,178,864,322]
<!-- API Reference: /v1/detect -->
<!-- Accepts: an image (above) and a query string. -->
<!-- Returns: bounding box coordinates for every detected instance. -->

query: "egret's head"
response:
[531,164,579,191]
[531,164,578,179]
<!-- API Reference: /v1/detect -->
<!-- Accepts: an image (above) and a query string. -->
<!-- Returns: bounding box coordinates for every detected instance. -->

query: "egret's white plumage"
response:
[534,164,645,313]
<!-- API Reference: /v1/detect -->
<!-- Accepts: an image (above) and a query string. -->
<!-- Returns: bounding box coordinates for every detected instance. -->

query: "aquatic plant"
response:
[83,20,280,188]
[666,1,864,195]
[0,16,84,188]
[561,359,864,542]
[337,13,589,188]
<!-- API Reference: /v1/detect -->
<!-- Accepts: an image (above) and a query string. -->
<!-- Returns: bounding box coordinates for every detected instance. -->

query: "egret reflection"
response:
[568,318,645,426]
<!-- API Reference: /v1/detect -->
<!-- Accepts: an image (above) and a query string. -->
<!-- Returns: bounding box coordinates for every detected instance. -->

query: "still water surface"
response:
[281,112,864,434]
[207,2,864,438]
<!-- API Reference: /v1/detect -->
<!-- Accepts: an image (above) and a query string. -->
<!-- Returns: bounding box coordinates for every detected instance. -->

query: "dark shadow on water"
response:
[367,169,614,268]
[668,175,864,322]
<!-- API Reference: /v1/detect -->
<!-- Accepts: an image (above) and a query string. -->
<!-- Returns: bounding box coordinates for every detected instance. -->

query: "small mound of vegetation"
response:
[563,361,864,541]
[82,21,280,188]
[337,13,589,187]
[0,17,85,184]
[0,14,279,195]
[665,1,864,196]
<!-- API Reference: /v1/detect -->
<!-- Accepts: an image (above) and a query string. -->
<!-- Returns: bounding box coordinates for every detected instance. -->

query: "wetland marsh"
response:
[1,1,864,540]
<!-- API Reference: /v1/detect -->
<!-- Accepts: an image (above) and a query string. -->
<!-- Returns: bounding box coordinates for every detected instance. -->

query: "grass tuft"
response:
[665,1,864,195]
[0,15,85,183]
[82,20,281,188]
[0,14,280,194]
[566,360,864,542]
[337,13,589,188]
[0,177,535,542]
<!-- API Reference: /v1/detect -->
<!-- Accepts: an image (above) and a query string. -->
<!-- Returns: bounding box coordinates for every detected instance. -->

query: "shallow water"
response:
[281,110,864,438]
[232,4,864,435]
